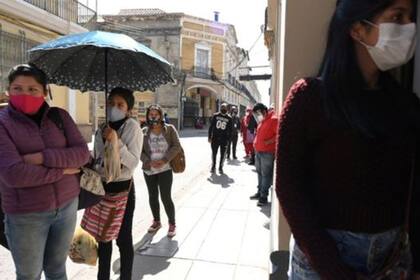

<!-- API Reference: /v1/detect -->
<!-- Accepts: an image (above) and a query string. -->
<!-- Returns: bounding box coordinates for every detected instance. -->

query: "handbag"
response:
[170,147,186,173]
[245,130,255,144]
[68,226,98,266]
[104,135,121,183]
[368,151,416,280]
[78,166,105,210]
[80,167,105,196]
[80,180,132,242]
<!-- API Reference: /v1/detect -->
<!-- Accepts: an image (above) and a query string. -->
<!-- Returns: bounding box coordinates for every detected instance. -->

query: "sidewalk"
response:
[128,153,271,279]
[178,127,208,138]
[0,136,271,280]
[78,133,271,280]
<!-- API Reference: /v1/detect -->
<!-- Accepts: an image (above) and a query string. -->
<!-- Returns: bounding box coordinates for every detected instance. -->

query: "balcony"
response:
[191,66,218,80]
[23,0,96,26]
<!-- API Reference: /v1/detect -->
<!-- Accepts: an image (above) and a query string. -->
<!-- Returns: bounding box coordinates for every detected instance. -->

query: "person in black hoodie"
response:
[208,103,232,174]
[226,106,241,160]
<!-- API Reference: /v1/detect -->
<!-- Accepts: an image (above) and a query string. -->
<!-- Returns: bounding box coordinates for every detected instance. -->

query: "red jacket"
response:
[254,111,278,153]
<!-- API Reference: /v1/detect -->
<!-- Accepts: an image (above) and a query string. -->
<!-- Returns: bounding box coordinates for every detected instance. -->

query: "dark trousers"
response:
[211,140,228,169]
[226,134,238,158]
[144,170,175,225]
[98,187,135,280]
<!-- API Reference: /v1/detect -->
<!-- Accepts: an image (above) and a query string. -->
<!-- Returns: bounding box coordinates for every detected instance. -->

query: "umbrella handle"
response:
[47,85,53,101]
[105,48,109,123]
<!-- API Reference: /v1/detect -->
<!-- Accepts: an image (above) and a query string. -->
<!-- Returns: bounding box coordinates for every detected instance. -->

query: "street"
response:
[0,130,271,280]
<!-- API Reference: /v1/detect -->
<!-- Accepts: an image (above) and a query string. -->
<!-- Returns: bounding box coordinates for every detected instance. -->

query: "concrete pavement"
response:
[0,130,271,280]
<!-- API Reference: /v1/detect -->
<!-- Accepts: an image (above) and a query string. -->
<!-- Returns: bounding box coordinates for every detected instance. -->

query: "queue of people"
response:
[207,101,278,209]
[2,0,420,278]
[0,64,183,280]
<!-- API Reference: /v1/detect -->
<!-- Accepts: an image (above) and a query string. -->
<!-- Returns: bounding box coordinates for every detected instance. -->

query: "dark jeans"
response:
[98,187,135,280]
[211,140,228,169]
[255,152,274,199]
[289,227,410,279]
[227,134,238,158]
[144,170,175,225]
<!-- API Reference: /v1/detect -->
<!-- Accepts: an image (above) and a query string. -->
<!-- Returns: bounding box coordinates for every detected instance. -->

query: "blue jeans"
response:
[4,198,78,280]
[255,152,274,198]
[288,227,411,279]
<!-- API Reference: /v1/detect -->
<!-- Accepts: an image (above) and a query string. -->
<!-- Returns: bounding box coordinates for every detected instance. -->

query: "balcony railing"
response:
[192,66,213,80]
[0,30,38,92]
[23,0,96,26]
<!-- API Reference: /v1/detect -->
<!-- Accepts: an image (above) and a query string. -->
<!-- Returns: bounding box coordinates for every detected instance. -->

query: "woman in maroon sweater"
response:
[276,0,420,279]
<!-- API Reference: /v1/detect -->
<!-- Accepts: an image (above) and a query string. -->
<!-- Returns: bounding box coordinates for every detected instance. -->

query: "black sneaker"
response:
[210,167,216,173]
[248,161,255,165]
[233,156,237,160]
[219,167,224,174]
[249,193,260,200]
[257,197,268,206]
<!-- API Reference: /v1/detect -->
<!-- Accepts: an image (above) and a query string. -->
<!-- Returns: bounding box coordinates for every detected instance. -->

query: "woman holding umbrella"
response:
[93,87,143,280]
[0,64,90,279]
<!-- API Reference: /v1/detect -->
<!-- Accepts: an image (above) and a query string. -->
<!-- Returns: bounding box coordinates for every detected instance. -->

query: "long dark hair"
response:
[319,0,400,137]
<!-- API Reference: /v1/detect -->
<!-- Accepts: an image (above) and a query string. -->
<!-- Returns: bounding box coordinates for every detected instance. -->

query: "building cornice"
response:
[0,0,87,35]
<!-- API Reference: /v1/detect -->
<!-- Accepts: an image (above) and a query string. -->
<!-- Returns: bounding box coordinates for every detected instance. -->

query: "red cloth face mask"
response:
[10,95,45,115]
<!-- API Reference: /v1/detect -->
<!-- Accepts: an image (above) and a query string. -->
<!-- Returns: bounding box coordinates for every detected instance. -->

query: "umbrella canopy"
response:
[29,31,173,93]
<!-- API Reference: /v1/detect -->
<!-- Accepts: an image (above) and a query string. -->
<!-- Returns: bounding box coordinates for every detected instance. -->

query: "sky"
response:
[95,0,271,105]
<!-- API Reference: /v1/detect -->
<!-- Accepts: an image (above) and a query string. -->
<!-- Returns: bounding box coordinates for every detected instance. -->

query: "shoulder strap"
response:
[47,107,64,133]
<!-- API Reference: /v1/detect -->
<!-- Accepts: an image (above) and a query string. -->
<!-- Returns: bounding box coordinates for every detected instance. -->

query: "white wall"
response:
[275,0,336,252]
[279,0,336,103]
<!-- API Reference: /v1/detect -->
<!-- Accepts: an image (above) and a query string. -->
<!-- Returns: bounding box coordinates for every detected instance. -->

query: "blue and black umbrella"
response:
[29,31,173,114]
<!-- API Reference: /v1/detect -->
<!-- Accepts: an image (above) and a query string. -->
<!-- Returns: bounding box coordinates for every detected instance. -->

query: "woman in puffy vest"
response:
[0,64,90,279]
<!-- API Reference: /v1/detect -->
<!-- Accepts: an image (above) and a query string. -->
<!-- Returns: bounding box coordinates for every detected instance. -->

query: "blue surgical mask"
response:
[108,106,126,122]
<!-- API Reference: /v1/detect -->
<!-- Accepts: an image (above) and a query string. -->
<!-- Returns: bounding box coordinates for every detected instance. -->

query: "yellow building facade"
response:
[96,10,260,129]
[180,15,256,125]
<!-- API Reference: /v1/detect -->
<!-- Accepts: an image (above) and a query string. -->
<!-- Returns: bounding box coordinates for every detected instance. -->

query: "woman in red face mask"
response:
[0,64,90,279]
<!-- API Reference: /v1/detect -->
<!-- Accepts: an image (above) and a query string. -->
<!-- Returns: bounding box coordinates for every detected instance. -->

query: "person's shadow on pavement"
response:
[226,158,241,166]
[207,173,235,188]
[112,233,179,279]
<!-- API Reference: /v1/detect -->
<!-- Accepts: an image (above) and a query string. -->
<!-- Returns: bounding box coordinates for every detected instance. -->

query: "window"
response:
[194,43,211,78]
[196,49,209,70]
[138,102,146,114]
[0,29,38,92]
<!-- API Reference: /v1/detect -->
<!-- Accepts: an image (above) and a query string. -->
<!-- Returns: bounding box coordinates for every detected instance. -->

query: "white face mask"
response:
[108,106,126,122]
[361,22,416,71]
[257,114,264,123]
